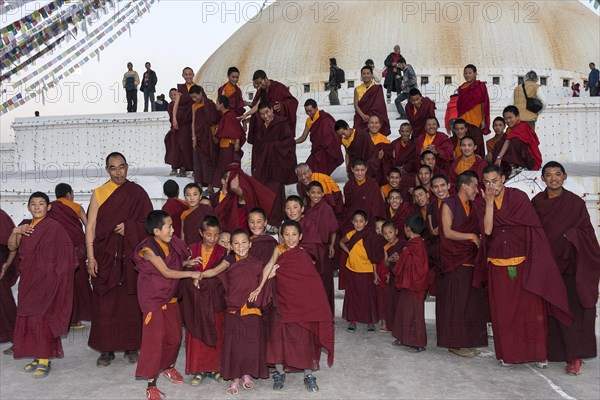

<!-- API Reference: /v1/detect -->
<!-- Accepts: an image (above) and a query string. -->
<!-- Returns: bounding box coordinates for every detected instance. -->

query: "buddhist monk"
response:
[164,88,179,176]
[367,115,394,185]
[190,85,220,194]
[386,189,414,232]
[381,167,403,199]
[493,105,542,175]
[381,221,407,333]
[0,209,17,354]
[485,117,506,163]
[437,171,488,357]
[414,117,454,174]
[532,161,600,375]
[475,164,571,366]
[354,65,391,136]
[180,183,217,245]
[392,123,416,172]
[250,101,297,226]
[296,99,343,175]
[295,163,344,220]
[213,96,246,187]
[334,119,380,180]
[161,179,188,239]
[48,183,91,329]
[449,136,487,188]
[171,67,196,177]
[451,118,485,159]
[217,67,247,118]
[247,208,278,265]
[8,192,76,378]
[87,152,153,367]
[405,89,436,138]
[457,64,490,135]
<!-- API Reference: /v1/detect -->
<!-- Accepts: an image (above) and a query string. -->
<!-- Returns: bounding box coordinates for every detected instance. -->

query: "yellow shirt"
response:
[200,245,214,271]
[30,217,45,228]
[180,206,195,221]
[94,180,118,208]
[222,82,236,97]
[356,82,374,102]
[312,173,341,194]
[305,109,320,130]
[458,82,484,127]
[381,184,398,199]
[57,197,82,217]
[341,130,355,148]
[345,230,374,273]
[422,133,436,151]
[370,132,391,145]
[455,154,476,175]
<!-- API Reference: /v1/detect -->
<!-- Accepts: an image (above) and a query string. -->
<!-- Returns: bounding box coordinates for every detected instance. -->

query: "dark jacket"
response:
[383,52,402,92]
[141,69,158,92]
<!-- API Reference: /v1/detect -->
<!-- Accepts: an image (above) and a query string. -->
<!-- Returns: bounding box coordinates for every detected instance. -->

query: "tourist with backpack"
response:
[328,58,344,106]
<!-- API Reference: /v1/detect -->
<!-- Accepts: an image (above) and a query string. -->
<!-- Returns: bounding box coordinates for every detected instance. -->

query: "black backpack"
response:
[335,67,346,84]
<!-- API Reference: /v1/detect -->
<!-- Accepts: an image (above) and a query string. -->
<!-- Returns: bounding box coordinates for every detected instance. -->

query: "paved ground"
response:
[1,313,598,400]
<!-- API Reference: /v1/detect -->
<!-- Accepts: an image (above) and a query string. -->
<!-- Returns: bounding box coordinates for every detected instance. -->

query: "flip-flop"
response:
[241,375,254,390]
[23,359,39,373]
[210,372,223,382]
[227,381,240,395]
[190,373,206,386]
[33,362,51,378]
[409,346,426,353]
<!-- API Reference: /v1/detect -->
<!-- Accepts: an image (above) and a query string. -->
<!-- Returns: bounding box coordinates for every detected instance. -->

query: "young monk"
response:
[247,208,278,264]
[190,85,220,194]
[295,163,343,220]
[392,123,416,172]
[354,65,391,136]
[248,220,334,393]
[381,167,403,199]
[381,221,407,334]
[386,189,414,232]
[218,231,232,255]
[48,183,90,330]
[213,95,246,188]
[451,118,485,159]
[181,183,216,245]
[449,136,487,188]
[414,117,454,173]
[485,116,505,162]
[339,210,385,333]
[391,215,429,353]
[0,209,17,353]
[165,88,179,176]
[181,216,230,385]
[405,89,436,138]
[217,66,247,118]
[8,192,76,378]
[457,64,490,135]
[134,211,202,400]
[171,67,196,177]
[334,119,377,179]
[161,179,188,239]
[221,229,269,395]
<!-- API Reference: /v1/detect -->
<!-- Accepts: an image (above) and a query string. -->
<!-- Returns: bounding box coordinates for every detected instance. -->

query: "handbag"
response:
[522,83,543,113]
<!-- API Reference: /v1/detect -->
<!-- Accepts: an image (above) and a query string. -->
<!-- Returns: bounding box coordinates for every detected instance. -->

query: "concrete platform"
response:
[1,317,598,400]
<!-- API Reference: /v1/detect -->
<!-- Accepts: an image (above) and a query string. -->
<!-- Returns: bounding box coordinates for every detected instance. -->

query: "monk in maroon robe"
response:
[161,180,188,240]
[48,185,91,325]
[494,106,542,171]
[336,121,380,180]
[190,85,220,189]
[171,67,196,175]
[295,164,344,222]
[0,209,17,347]
[414,117,454,174]
[213,97,246,187]
[247,208,278,265]
[450,119,485,159]
[405,89,436,138]
[532,162,600,374]
[87,153,153,365]
[250,103,297,226]
[353,66,391,136]
[164,89,179,173]
[437,173,488,355]
[297,100,343,176]
[448,136,488,189]
[367,115,395,185]
[392,123,416,172]
[9,192,76,369]
[218,67,246,117]
[386,189,414,232]
[180,182,217,245]
[475,165,572,365]
[381,222,407,334]
[391,217,429,350]
[457,65,491,135]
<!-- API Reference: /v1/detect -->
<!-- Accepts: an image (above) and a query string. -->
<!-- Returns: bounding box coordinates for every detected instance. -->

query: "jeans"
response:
[329,87,340,105]
[395,92,409,115]
[126,90,137,112]
[143,89,156,112]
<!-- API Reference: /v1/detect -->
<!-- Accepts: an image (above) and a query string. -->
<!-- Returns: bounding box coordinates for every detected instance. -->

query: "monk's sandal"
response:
[304,374,319,392]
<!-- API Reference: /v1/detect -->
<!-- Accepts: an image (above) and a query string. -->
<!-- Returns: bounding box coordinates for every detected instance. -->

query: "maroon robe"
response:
[182,205,217,245]
[13,218,76,359]
[0,210,17,344]
[221,255,269,379]
[504,122,542,170]
[305,110,343,175]
[161,198,188,239]
[387,201,414,232]
[474,188,572,363]
[134,236,189,379]
[383,240,407,332]
[249,235,278,265]
[343,129,380,180]
[182,242,227,374]
[215,163,275,232]
[354,84,391,136]
[174,83,194,171]
[391,237,429,348]
[213,110,246,187]
[392,138,416,172]
[296,181,344,222]
[265,247,334,370]
[436,196,488,349]
[218,83,246,117]
[88,181,152,353]
[249,115,297,225]
[449,155,487,189]
[457,80,491,135]
[193,96,220,186]
[372,141,395,186]
[406,96,436,138]
[341,177,386,235]
[164,101,178,169]
[414,132,455,173]
[532,189,600,362]
[48,200,92,324]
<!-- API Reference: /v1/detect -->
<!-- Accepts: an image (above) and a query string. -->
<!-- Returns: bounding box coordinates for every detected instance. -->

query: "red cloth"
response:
[267,247,334,367]
[193,95,221,186]
[457,80,491,135]
[185,313,224,374]
[372,142,395,186]
[13,218,76,359]
[391,138,416,172]
[383,241,407,330]
[162,198,188,239]
[301,201,339,271]
[248,79,299,144]
[136,301,182,379]
[305,110,343,175]
[213,110,246,186]
[297,182,344,222]
[182,205,217,245]
[439,196,479,274]
[391,289,426,348]
[406,96,436,138]
[532,189,600,309]
[174,83,195,170]
[0,209,17,343]
[164,101,178,168]
[218,83,246,117]
[48,200,91,323]
[448,156,487,189]
[353,84,391,136]
[215,163,275,232]
[414,132,454,173]
[341,177,386,235]
[387,201,414,232]
[250,115,297,185]
[134,236,189,313]
[506,121,542,170]
[249,235,278,265]
[474,188,572,325]
[393,237,429,299]
[444,95,458,134]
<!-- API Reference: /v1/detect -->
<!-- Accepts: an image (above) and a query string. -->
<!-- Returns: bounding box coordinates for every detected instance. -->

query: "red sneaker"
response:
[566,359,583,375]
[162,367,184,384]
[146,387,165,400]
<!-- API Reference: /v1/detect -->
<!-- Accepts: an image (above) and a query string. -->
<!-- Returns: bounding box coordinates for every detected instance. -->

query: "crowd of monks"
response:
[0,63,598,400]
